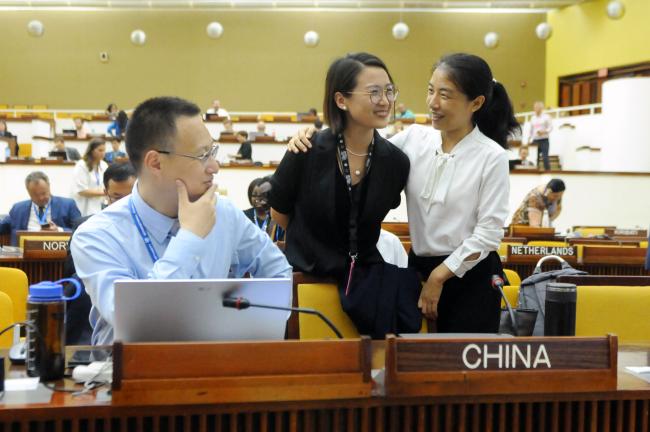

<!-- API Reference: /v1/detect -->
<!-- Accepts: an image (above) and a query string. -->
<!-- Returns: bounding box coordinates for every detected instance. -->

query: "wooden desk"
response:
[1,344,649,430]
[0,256,66,283]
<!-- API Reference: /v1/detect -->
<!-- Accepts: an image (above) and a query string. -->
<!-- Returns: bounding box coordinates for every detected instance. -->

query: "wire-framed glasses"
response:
[155,141,219,165]
[348,85,399,104]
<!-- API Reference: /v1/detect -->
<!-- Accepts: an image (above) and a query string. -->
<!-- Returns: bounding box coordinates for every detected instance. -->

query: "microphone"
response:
[491,274,505,290]
[222,296,343,339]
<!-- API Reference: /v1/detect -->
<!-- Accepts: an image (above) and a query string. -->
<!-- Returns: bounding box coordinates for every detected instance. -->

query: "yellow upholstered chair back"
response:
[18,143,32,158]
[0,267,29,323]
[0,291,14,348]
[574,227,606,236]
[503,269,521,287]
[500,285,519,309]
[576,285,650,344]
[640,241,648,248]
[526,240,567,247]
[297,283,427,339]
[298,283,359,339]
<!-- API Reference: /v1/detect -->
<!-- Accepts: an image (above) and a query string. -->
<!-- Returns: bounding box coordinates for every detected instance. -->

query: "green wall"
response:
[0,10,546,112]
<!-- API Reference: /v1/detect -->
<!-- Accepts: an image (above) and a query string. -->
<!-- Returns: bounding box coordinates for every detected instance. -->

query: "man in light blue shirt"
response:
[71,97,292,345]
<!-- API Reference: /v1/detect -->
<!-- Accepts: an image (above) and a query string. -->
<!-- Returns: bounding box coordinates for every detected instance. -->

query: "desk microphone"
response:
[222,297,343,339]
[491,275,505,290]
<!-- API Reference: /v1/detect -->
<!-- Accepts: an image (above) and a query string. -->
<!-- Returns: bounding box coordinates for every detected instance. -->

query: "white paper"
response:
[625,366,650,383]
[4,377,40,391]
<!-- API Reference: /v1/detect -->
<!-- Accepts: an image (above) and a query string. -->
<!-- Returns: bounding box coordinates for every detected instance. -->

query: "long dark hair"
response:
[323,52,394,135]
[435,53,520,148]
[83,138,105,170]
[116,110,129,134]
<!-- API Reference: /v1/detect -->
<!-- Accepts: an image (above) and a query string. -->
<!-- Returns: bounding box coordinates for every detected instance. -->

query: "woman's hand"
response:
[419,264,454,320]
[287,126,317,153]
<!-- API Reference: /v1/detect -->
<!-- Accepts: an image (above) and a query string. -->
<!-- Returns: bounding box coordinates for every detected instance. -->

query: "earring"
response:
[341,106,347,111]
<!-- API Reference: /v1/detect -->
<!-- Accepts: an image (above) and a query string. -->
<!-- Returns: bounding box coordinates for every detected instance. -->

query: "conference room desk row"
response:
[1,343,650,431]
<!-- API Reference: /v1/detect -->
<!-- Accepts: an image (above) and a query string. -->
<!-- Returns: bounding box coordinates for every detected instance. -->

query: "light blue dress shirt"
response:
[71,183,292,345]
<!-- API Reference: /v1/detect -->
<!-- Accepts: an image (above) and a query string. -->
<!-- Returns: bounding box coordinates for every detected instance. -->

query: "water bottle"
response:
[544,282,577,336]
[26,278,81,381]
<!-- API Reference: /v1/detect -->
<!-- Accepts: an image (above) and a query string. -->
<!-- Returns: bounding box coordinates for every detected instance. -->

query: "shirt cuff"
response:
[443,250,488,279]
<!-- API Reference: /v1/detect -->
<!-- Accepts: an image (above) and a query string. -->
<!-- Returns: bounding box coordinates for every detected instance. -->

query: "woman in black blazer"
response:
[269,53,410,280]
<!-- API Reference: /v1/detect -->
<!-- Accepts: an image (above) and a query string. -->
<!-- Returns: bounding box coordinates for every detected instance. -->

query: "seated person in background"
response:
[107,110,128,138]
[74,117,90,139]
[71,96,291,345]
[516,146,535,167]
[395,103,415,120]
[255,120,268,137]
[511,178,565,227]
[376,229,408,268]
[244,177,284,242]
[221,118,235,134]
[106,103,119,121]
[229,130,252,162]
[0,120,18,156]
[0,171,81,245]
[104,137,127,163]
[51,136,81,161]
[64,162,137,345]
[206,99,230,118]
[307,107,318,116]
[72,139,109,216]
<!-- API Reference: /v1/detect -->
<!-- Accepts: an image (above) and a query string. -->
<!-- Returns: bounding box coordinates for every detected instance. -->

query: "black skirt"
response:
[408,251,503,333]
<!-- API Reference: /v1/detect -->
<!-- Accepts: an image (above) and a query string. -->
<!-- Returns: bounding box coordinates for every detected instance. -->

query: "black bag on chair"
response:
[495,277,538,336]
[338,261,422,339]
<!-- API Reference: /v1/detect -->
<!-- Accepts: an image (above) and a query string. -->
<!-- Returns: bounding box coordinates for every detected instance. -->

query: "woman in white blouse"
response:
[289,53,520,333]
[72,138,108,216]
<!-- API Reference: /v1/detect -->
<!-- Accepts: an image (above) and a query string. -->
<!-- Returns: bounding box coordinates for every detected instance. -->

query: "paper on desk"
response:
[625,366,650,383]
[4,377,40,391]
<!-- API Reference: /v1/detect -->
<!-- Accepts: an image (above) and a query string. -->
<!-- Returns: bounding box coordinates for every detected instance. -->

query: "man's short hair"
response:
[25,171,49,188]
[126,96,201,172]
[103,162,136,190]
[236,130,248,139]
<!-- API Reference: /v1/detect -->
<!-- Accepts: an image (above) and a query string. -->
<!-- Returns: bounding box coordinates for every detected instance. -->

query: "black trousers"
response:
[534,138,550,170]
[408,251,502,333]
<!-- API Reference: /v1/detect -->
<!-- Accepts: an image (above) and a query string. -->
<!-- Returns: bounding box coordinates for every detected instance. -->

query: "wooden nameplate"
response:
[22,237,70,259]
[508,225,557,240]
[506,244,578,264]
[112,338,372,406]
[384,334,617,397]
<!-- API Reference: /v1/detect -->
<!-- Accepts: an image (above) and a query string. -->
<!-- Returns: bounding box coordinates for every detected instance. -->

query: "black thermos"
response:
[544,282,577,336]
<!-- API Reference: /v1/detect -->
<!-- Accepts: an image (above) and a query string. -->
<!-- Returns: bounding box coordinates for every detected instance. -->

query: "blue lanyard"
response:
[129,198,159,263]
[253,211,269,233]
[32,202,50,226]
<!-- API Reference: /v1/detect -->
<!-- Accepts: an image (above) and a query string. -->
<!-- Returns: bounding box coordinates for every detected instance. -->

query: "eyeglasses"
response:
[347,85,399,105]
[156,141,219,165]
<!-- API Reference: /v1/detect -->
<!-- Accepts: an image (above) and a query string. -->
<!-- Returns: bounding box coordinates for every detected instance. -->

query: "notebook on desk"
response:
[113,278,292,342]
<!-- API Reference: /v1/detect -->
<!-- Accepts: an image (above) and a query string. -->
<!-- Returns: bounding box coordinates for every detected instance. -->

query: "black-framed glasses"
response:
[156,141,219,165]
[348,85,399,104]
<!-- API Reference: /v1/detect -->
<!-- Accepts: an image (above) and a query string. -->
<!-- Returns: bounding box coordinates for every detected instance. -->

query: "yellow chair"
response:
[500,285,519,309]
[641,241,648,248]
[0,291,14,348]
[526,240,567,247]
[503,269,521,287]
[297,283,427,339]
[0,267,29,324]
[574,227,606,237]
[18,143,32,158]
[297,283,359,339]
[576,286,650,344]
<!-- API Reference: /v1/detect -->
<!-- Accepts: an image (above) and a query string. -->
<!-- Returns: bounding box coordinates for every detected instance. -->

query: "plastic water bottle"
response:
[26,278,81,381]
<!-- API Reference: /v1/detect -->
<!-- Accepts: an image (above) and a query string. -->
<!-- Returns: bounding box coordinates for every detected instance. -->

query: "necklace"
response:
[345,147,369,157]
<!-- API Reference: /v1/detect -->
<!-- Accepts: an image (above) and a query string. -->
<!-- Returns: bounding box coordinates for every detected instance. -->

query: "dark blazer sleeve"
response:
[268,149,306,215]
[0,214,10,234]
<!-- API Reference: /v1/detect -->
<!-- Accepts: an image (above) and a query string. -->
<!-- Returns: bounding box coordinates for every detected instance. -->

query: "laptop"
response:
[48,150,68,160]
[113,278,292,343]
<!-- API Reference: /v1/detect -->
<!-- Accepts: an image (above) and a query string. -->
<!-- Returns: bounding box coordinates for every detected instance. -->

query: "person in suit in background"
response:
[243,177,284,242]
[63,162,137,345]
[104,137,127,164]
[0,120,18,156]
[0,171,81,245]
[52,136,81,161]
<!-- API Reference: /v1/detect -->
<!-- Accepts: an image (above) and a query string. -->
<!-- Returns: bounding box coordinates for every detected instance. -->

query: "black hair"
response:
[247,177,270,206]
[236,130,249,139]
[106,103,117,112]
[126,96,201,172]
[324,52,394,135]
[83,138,106,170]
[314,119,323,129]
[308,108,318,116]
[546,178,566,193]
[435,53,520,148]
[103,161,136,190]
[116,110,129,135]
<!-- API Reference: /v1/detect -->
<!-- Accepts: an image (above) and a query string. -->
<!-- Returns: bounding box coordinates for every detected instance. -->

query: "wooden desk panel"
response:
[0,257,66,283]
[1,345,649,431]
